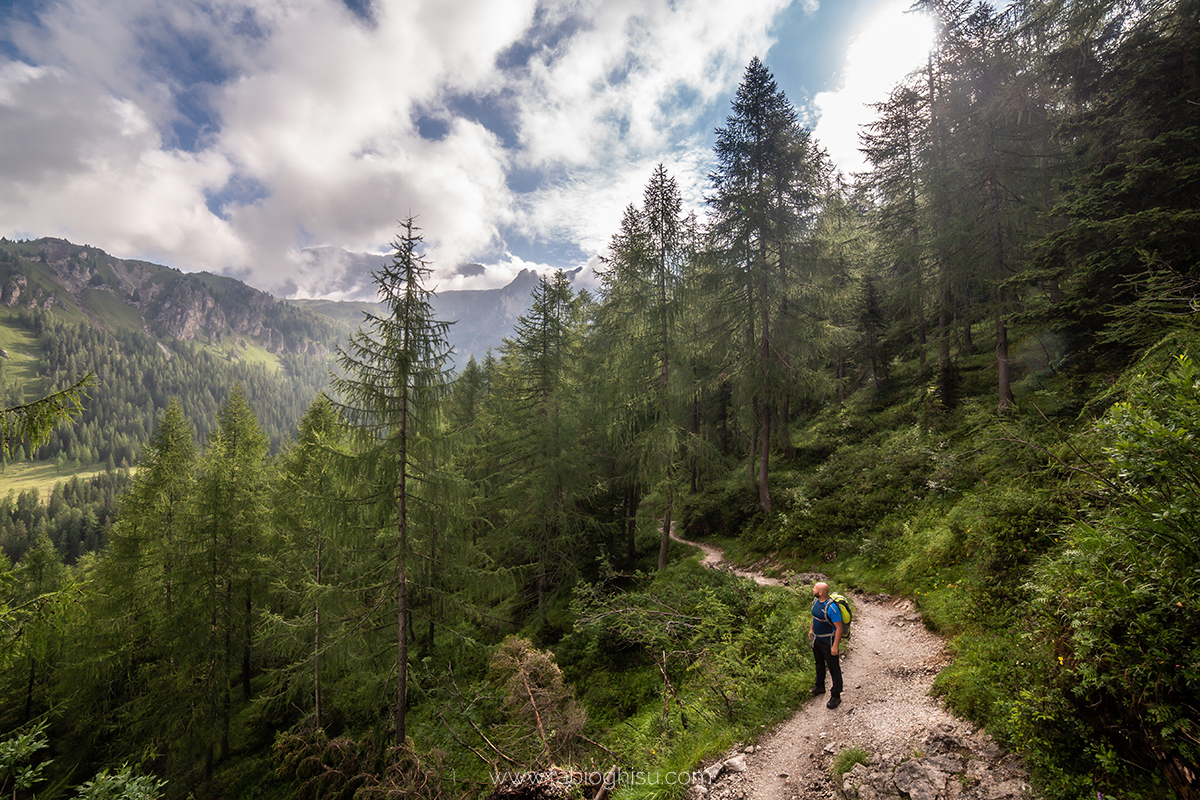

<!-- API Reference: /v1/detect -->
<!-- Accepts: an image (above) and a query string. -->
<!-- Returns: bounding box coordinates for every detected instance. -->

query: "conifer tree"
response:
[4,532,66,727]
[708,57,828,511]
[192,384,269,759]
[864,0,1050,410]
[934,3,1053,410]
[597,165,695,568]
[810,177,876,400]
[495,271,588,608]
[328,217,453,746]
[58,400,202,781]
[861,81,930,368]
[0,373,93,459]
[1023,0,1200,360]
[265,395,353,731]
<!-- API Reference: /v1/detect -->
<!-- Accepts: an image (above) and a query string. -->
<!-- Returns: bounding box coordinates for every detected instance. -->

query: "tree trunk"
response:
[428,517,437,647]
[395,389,409,746]
[657,508,672,570]
[996,307,1013,411]
[758,249,772,513]
[222,559,232,759]
[314,537,323,730]
[781,396,796,459]
[690,392,700,493]
[625,487,639,566]
[758,398,771,513]
[242,582,252,702]
[988,141,1015,412]
[23,656,35,724]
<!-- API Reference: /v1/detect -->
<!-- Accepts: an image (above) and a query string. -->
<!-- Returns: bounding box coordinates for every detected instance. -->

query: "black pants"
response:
[813,637,843,697]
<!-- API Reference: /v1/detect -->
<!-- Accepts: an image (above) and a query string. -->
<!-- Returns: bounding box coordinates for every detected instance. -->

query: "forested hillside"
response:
[0,238,343,563]
[2,1,1197,800]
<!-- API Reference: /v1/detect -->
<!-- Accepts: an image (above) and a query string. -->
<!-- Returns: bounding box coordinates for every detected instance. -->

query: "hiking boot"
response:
[826,695,841,709]
[810,687,825,696]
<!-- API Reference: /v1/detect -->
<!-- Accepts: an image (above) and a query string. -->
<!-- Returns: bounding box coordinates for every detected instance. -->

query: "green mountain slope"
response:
[0,238,345,561]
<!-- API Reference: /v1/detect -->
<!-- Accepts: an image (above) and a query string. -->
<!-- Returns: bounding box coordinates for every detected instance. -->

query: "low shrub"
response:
[1021,355,1200,798]
[931,630,1041,727]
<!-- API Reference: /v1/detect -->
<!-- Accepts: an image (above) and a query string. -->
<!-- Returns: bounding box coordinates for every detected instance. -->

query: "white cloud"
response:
[0,0,812,298]
[0,58,242,267]
[205,0,536,287]
[810,0,933,177]
[515,140,714,268]
[510,0,789,171]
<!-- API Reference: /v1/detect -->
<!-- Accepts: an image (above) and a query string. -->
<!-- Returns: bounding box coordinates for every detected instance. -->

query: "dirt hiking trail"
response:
[672,533,1036,800]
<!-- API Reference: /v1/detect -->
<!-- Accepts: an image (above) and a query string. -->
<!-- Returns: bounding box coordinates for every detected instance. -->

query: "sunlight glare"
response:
[811,0,936,176]
[848,2,936,101]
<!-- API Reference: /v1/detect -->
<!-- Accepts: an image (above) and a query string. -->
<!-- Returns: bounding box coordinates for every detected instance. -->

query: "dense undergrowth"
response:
[68,535,809,800]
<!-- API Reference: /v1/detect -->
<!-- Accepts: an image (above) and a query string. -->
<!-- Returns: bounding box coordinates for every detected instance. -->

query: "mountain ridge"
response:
[0,237,548,364]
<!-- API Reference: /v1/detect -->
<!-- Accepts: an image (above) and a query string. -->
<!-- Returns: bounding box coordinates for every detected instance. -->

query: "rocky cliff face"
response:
[1,273,26,307]
[0,238,331,357]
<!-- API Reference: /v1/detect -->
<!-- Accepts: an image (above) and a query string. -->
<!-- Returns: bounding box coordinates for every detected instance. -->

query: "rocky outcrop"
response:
[152,282,223,339]
[838,723,1034,800]
[40,238,99,293]
[2,273,25,306]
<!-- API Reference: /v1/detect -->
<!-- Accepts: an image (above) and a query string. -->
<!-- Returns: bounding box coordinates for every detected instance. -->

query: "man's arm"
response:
[831,620,844,655]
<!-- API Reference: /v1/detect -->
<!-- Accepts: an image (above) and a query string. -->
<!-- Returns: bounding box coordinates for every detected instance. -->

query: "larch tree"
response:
[496,271,588,609]
[63,399,203,782]
[810,176,877,401]
[0,373,93,459]
[265,394,350,731]
[596,165,693,569]
[860,80,930,369]
[193,384,269,760]
[1023,0,1200,360]
[592,202,651,565]
[934,2,1052,411]
[7,532,66,727]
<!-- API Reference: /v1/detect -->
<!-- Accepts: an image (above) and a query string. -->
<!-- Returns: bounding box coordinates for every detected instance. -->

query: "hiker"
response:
[809,581,844,709]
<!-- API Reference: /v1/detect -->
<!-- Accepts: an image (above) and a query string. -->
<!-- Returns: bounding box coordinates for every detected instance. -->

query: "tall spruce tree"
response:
[328,217,453,746]
[708,57,827,511]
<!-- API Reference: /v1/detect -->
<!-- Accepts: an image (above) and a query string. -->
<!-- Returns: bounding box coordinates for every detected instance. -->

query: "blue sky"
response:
[0,0,932,300]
